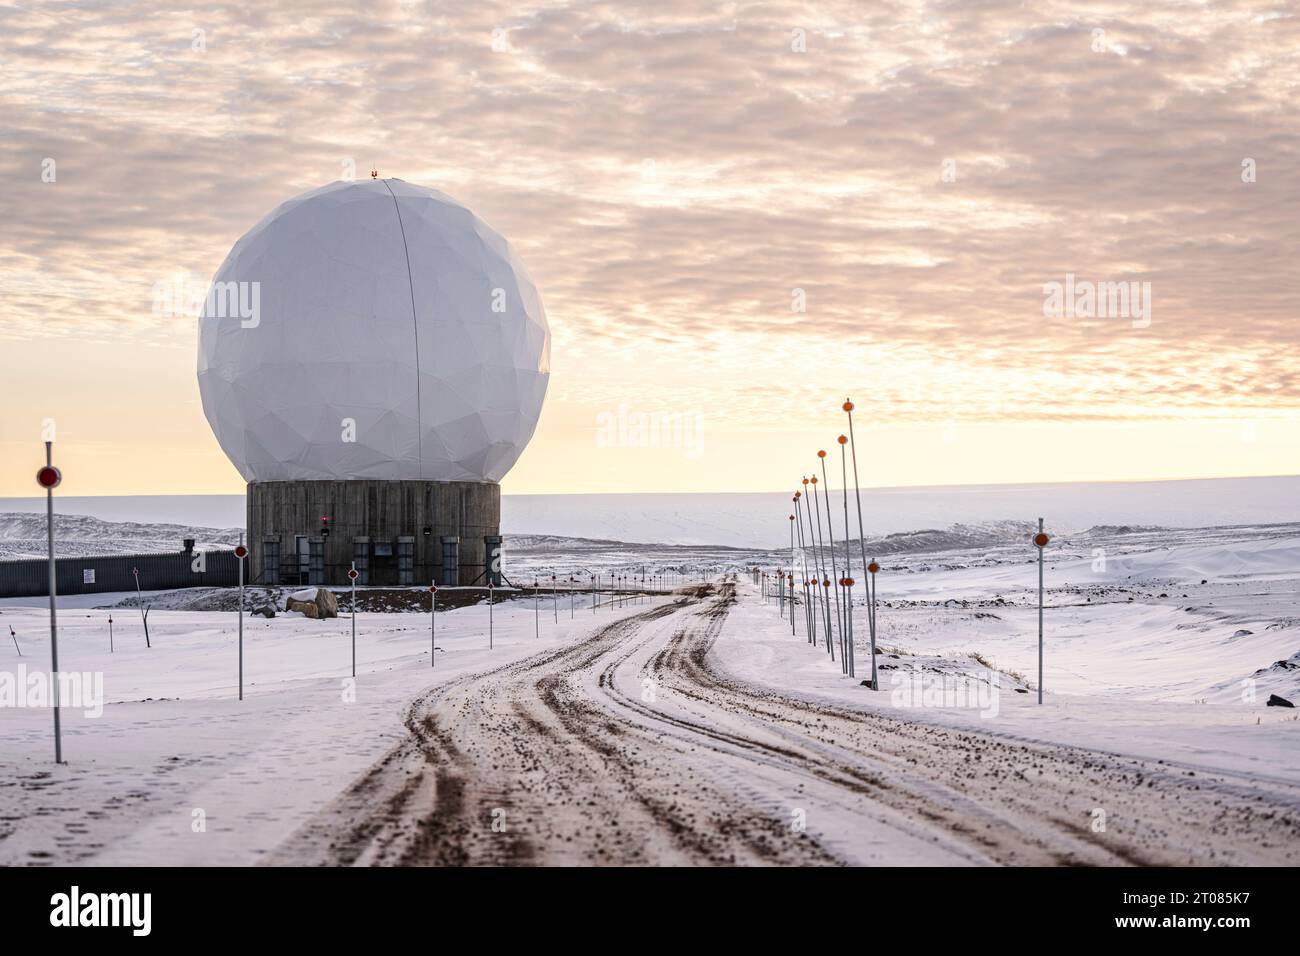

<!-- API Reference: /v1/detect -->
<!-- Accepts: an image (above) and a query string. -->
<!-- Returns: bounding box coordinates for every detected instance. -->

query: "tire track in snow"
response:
[271,581,1300,865]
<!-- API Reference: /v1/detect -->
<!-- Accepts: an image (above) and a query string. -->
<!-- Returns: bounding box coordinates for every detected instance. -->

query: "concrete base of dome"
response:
[246,479,501,587]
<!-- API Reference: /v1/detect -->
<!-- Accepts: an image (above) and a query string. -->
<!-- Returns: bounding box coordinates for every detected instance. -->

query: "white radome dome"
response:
[197,179,550,483]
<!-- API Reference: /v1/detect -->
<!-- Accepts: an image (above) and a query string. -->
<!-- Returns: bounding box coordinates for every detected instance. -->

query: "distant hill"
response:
[0,512,242,560]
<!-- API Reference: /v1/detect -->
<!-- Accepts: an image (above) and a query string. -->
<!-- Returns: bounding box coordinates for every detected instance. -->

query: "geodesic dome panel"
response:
[197,179,550,482]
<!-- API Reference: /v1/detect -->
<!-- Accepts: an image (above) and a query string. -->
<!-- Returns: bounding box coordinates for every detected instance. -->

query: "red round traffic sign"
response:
[347,569,359,581]
[867,561,880,574]
[429,584,437,593]
[1034,532,1050,548]
[36,465,61,489]
[234,545,248,559]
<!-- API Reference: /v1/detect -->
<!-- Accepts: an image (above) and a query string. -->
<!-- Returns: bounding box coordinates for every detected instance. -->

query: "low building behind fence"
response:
[0,544,238,598]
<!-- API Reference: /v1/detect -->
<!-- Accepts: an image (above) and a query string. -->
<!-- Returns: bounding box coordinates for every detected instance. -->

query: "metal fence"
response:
[0,549,239,598]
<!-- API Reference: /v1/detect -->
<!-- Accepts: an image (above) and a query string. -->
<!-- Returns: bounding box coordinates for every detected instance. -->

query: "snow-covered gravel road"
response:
[273,580,1300,866]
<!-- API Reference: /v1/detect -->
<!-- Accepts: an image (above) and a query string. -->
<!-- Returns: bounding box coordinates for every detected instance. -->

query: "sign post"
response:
[10,625,21,657]
[534,579,539,637]
[37,446,63,764]
[107,616,113,653]
[429,582,437,667]
[867,561,880,690]
[488,580,495,650]
[1034,521,1050,705]
[348,563,359,678]
[234,541,248,700]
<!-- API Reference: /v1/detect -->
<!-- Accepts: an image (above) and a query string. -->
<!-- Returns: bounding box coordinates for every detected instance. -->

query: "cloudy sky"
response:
[2,0,1297,497]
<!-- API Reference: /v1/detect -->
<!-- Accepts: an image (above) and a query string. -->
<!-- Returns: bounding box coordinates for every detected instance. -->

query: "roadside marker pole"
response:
[429,582,438,666]
[235,537,248,700]
[37,443,63,764]
[570,577,575,618]
[837,437,855,677]
[809,477,831,653]
[867,561,880,688]
[821,577,834,662]
[842,578,855,674]
[552,574,558,623]
[794,497,806,641]
[788,514,796,629]
[592,575,597,613]
[534,579,540,638]
[810,474,835,662]
[10,626,20,656]
[844,399,876,690]
[796,491,813,643]
[789,575,796,635]
[800,482,819,647]
[107,617,112,653]
[489,581,495,650]
[819,452,845,671]
[348,563,358,678]
[1034,520,1050,705]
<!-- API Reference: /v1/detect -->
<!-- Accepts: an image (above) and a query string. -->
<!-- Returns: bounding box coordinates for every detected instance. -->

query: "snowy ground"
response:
[1,520,1298,865]
[723,580,1300,788]
[0,589,668,865]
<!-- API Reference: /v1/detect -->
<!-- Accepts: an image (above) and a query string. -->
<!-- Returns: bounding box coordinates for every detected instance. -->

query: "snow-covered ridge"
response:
[0,512,242,560]
[856,520,1037,555]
